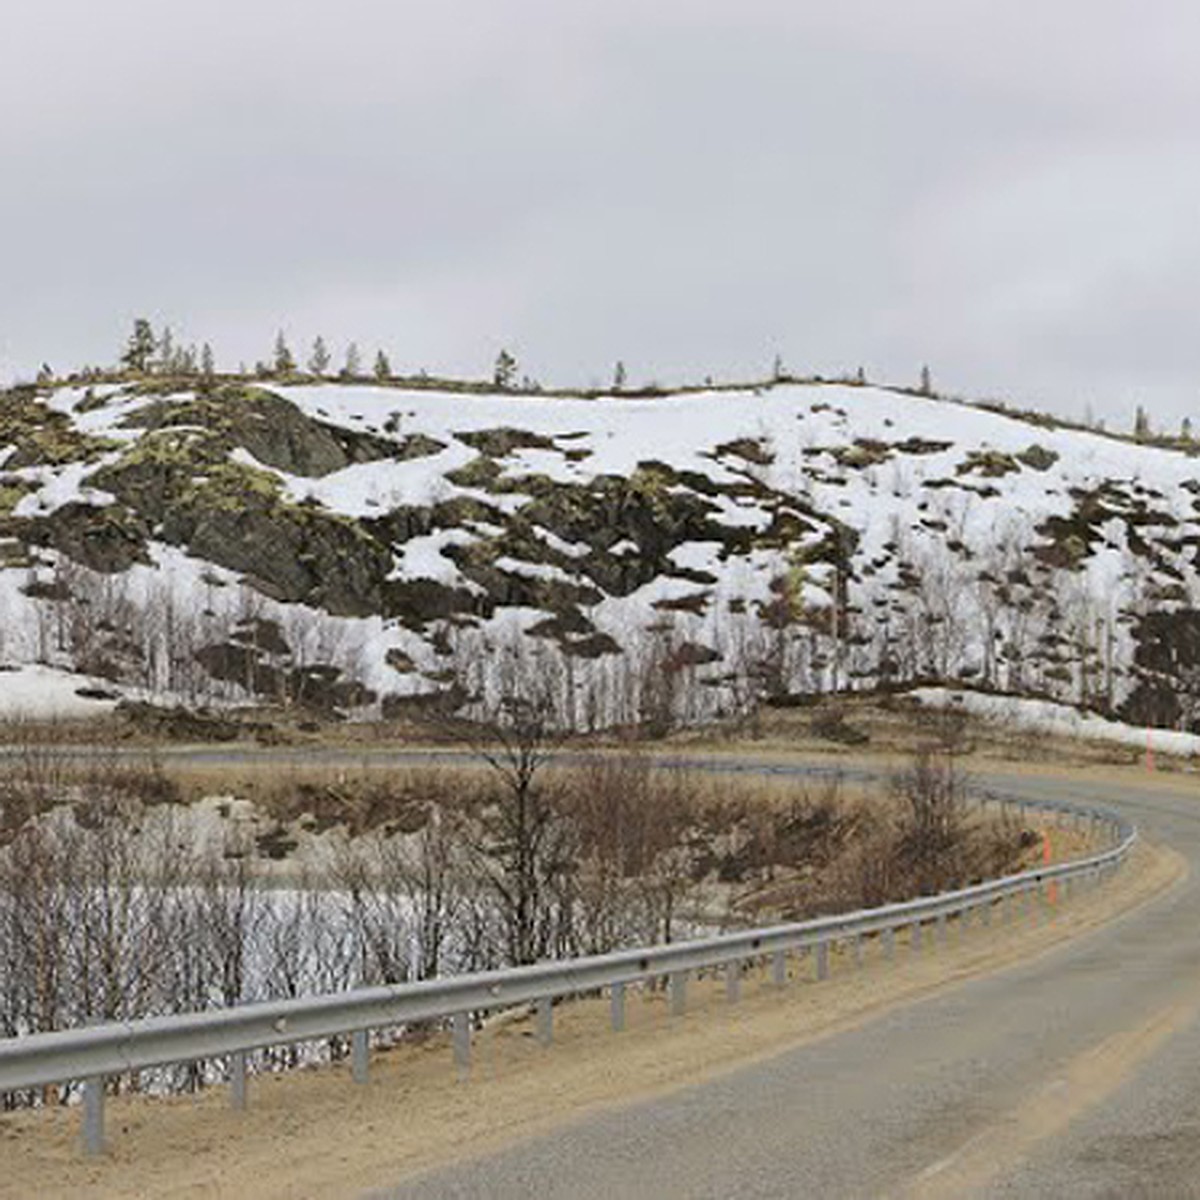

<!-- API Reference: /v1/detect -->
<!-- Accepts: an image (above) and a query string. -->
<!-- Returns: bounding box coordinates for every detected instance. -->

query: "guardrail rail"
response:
[0,775,1136,1156]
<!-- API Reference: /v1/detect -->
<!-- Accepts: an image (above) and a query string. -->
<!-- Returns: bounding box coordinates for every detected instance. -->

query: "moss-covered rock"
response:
[444,455,503,489]
[957,449,1021,478]
[834,439,892,468]
[92,430,392,615]
[713,437,775,467]
[454,427,558,456]
[1017,444,1059,471]
[0,479,34,515]
[0,387,118,467]
[896,436,953,455]
[384,577,491,628]
[39,502,151,573]
[560,631,622,658]
[123,386,396,477]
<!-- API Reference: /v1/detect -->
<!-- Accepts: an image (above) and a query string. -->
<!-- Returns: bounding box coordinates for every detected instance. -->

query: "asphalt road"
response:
[364,771,1200,1199]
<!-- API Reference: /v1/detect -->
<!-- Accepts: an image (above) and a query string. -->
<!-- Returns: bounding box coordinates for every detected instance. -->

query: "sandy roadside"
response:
[0,760,1186,1200]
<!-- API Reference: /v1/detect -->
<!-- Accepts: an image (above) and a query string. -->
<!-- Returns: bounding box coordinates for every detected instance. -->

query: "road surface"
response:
[369,770,1200,1199]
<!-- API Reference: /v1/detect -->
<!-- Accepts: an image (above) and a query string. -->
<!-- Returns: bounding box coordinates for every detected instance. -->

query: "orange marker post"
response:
[1043,831,1057,906]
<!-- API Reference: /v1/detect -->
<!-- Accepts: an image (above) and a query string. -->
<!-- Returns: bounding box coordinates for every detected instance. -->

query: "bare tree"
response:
[428,636,573,965]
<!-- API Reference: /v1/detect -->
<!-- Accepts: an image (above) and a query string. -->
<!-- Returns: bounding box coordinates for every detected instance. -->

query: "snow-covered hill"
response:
[3,376,1199,729]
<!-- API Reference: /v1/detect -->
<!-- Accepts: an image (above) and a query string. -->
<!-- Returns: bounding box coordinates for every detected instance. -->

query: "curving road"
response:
[361,770,1200,1199]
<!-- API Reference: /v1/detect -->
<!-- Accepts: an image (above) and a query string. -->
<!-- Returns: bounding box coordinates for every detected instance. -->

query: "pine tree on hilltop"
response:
[613,361,627,390]
[341,342,362,379]
[919,364,933,396]
[273,331,295,376]
[374,349,392,380]
[121,318,156,373]
[157,326,175,374]
[308,336,330,377]
[494,349,518,390]
[201,343,215,377]
[1134,405,1150,440]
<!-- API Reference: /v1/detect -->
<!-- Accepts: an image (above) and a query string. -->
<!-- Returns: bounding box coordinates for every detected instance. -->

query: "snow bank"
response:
[0,664,122,719]
[911,687,1200,758]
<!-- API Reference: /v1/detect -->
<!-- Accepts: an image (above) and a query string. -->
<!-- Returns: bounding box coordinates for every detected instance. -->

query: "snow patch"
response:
[0,665,122,719]
[911,688,1200,758]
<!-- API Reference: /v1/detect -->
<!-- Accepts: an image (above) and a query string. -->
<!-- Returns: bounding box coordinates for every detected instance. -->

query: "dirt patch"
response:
[0,831,1180,1200]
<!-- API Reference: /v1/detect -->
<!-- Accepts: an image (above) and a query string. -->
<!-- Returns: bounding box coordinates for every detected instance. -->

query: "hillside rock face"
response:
[3,376,1200,726]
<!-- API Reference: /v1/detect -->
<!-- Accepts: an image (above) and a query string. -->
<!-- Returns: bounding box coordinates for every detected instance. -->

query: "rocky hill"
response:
[2,374,1199,730]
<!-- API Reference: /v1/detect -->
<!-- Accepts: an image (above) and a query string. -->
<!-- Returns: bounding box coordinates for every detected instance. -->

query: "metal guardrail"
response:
[0,778,1136,1156]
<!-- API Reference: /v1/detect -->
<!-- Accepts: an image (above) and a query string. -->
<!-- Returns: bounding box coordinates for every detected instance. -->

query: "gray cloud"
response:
[3,0,1199,428]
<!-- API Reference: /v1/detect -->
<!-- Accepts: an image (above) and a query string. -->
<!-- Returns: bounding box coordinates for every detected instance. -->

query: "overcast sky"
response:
[4,1,1199,428]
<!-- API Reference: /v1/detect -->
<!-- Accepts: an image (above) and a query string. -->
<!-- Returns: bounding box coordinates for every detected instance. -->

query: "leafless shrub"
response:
[889,748,969,894]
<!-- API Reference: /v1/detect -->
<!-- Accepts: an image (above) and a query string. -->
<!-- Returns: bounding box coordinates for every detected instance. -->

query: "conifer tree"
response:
[308,336,330,377]
[201,343,215,377]
[157,326,175,374]
[342,342,362,378]
[613,361,627,390]
[919,364,933,396]
[1134,405,1150,440]
[494,349,518,389]
[273,331,295,376]
[121,318,156,373]
[374,349,392,380]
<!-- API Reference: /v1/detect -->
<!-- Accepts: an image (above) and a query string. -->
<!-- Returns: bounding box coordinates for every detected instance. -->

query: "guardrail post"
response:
[537,997,553,1046]
[961,904,973,935]
[883,926,896,961]
[911,919,923,954]
[853,933,864,970]
[453,1012,471,1079]
[230,1050,248,1109]
[816,940,829,981]
[670,971,687,1016]
[726,961,742,1003]
[981,899,992,928]
[83,1076,105,1156]
[352,1030,369,1084]
[611,981,626,1031]
[935,913,948,948]
[772,951,787,987]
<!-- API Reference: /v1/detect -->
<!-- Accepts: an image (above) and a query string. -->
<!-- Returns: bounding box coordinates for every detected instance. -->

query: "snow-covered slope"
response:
[3,376,1200,729]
